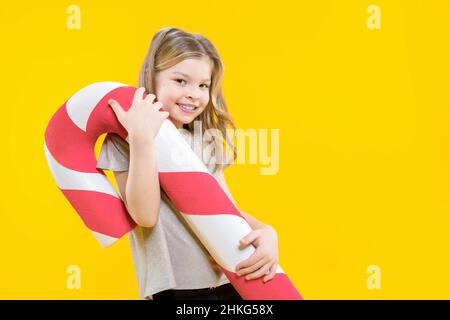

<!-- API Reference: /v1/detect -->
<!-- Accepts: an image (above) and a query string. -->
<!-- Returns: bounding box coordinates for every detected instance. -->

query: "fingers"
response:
[109,88,168,132]
[246,263,272,281]
[236,257,268,278]
[143,91,156,104]
[150,100,168,118]
[139,88,164,111]
[134,87,158,107]
[239,230,260,249]
[152,100,164,110]
[132,87,146,104]
[107,99,124,119]
[235,250,264,271]
[263,263,277,283]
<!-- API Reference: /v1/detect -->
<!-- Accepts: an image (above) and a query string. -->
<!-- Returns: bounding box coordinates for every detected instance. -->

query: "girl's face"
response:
[154,57,212,128]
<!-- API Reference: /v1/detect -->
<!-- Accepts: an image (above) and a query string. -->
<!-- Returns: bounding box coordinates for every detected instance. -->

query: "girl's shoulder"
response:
[97,133,130,171]
[105,133,129,149]
[102,133,130,161]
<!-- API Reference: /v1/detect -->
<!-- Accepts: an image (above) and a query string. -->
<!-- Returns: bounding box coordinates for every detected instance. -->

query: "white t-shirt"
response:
[96,132,230,300]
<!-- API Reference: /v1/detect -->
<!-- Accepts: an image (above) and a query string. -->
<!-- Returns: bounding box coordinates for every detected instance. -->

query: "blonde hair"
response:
[137,27,236,174]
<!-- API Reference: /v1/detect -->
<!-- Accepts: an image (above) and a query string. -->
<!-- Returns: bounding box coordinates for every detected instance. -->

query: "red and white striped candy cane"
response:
[44,82,303,300]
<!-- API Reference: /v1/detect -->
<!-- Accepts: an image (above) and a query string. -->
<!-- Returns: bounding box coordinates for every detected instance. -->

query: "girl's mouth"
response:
[176,103,198,113]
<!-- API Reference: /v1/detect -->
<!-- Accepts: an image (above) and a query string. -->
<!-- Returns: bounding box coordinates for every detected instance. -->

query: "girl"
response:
[96,27,279,300]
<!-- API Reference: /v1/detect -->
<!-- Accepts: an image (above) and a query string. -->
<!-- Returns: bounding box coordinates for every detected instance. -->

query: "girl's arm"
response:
[107,90,168,228]
[114,136,161,228]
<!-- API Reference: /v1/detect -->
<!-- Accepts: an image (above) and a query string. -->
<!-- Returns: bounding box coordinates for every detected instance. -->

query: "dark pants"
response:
[152,283,243,300]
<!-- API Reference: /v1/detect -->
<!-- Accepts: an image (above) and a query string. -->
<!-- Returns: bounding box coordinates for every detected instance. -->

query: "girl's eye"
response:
[175,79,186,85]
[175,79,209,89]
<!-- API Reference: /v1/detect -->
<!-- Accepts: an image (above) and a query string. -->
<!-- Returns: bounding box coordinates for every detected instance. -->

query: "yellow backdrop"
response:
[1,0,449,299]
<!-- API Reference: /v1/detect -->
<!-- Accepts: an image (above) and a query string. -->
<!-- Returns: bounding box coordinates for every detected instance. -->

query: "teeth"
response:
[177,103,196,111]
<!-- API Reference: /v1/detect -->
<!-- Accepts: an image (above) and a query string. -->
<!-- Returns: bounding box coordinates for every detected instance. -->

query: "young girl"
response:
[96,27,279,300]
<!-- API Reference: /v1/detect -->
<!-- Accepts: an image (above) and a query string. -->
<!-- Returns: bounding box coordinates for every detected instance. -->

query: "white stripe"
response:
[154,120,210,173]
[91,230,119,248]
[44,142,120,198]
[66,82,127,131]
[182,214,284,274]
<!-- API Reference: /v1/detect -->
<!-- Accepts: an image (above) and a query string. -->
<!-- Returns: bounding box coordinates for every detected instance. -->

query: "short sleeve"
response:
[96,133,130,171]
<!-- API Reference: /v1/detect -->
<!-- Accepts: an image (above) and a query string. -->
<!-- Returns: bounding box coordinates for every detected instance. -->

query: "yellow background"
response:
[1,0,449,299]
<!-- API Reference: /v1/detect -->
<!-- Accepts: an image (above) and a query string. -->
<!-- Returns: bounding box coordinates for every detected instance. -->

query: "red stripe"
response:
[44,102,98,172]
[44,86,133,172]
[159,171,242,217]
[222,269,303,300]
[62,189,136,238]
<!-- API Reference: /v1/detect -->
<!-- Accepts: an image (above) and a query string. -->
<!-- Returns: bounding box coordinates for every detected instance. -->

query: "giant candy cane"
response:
[44,82,303,300]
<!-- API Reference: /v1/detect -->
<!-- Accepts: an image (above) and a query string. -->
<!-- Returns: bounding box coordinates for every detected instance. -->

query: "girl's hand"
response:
[235,225,279,283]
[108,87,170,142]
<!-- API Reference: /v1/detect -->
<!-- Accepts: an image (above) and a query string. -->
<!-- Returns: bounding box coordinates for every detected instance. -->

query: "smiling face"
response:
[154,56,213,128]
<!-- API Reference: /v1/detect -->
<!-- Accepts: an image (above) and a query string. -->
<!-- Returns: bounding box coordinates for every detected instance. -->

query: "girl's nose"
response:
[187,86,201,100]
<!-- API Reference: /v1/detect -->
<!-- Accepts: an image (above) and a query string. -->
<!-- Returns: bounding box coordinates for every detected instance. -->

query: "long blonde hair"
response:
[137,27,236,174]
